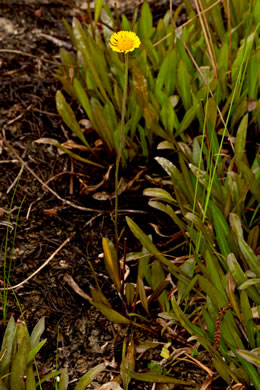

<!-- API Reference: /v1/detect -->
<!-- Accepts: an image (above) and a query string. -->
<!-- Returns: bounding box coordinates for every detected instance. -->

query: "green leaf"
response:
[62,18,77,47]
[248,53,259,99]
[212,358,232,384]
[91,98,114,151]
[247,225,259,251]
[137,276,149,314]
[126,217,189,284]
[72,18,109,102]
[148,201,187,237]
[54,74,77,98]
[37,370,62,386]
[27,339,47,365]
[138,125,149,157]
[30,317,45,349]
[139,2,153,39]
[239,279,260,290]
[192,137,202,166]
[207,0,225,42]
[240,290,255,349]
[198,276,228,309]
[60,47,77,69]
[235,114,248,162]
[73,78,93,123]
[121,14,132,30]
[130,370,194,385]
[155,157,192,203]
[102,237,121,292]
[143,188,175,203]
[120,340,135,389]
[160,101,178,135]
[10,337,28,390]
[94,0,104,23]
[58,369,69,390]
[209,202,230,257]
[88,38,113,101]
[177,258,196,303]
[90,287,112,308]
[237,349,260,368]
[205,250,225,293]
[56,91,91,149]
[176,36,193,68]
[232,31,255,86]
[185,213,215,245]
[171,295,204,337]
[227,253,260,304]
[142,38,159,66]
[151,261,168,311]
[230,213,260,278]
[26,365,36,390]
[0,316,16,376]
[91,302,131,325]
[189,164,223,204]
[55,141,103,168]
[104,101,117,135]
[177,59,192,111]
[143,105,169,139]
[236,160,260,203]
[74,364,106,390]
[125,283,135,308]
[155,50,177,95]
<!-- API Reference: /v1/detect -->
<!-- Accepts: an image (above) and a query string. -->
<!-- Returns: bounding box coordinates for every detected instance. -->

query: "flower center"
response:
[117,38,134,51]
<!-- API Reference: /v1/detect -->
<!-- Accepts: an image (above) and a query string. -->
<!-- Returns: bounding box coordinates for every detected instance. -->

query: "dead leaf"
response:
[42,207,59,217]
[79,118,92,130]
[199,376,213,390]
[80,165,113,195]
[248,99,256,112]
[62,139,90,151]
[92,191,112,200]
[34,7,42,18]
[184,351,213,378]
[227,384,246,390]
[63,273,92,302]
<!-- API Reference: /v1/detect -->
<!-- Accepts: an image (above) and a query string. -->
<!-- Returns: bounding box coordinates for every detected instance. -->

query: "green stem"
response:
[114,53,129,258]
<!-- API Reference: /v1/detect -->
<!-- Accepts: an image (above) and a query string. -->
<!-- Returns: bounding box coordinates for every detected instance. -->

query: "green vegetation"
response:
[0,316,106,390]
[1,0,260,388]
[55,0,260,167]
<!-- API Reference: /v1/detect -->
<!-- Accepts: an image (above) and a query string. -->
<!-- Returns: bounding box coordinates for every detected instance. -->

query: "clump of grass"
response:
[73,1,260,388]
[2,0,259,389]
[55,0,259,169]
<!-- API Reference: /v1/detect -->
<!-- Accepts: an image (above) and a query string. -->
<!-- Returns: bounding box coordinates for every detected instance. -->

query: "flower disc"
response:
[109,31,141,54]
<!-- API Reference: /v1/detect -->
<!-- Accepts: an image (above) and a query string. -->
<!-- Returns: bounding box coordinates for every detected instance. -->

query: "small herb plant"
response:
[61,1,260,388]
[55,0,259,168]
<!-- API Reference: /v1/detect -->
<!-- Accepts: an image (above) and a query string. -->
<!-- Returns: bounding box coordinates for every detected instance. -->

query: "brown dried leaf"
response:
[248,99,257,112]
[42,207,59,217]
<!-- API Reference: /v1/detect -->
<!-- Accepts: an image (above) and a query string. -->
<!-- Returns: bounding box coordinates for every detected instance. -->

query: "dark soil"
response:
[0,1,221,389]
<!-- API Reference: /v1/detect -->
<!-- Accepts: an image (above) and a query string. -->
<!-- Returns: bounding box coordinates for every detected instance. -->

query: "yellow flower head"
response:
[109,31,141,54]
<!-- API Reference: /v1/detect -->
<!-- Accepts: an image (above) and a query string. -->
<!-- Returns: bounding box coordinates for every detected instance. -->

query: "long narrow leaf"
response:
[74,363,106,390]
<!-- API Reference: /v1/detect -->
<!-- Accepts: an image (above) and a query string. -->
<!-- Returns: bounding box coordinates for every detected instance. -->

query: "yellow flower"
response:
[109,31,141,54]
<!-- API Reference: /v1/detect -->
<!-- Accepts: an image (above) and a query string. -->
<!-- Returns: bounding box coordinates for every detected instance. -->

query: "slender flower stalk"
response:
[114,53,128,252]
[109,31,141,258]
